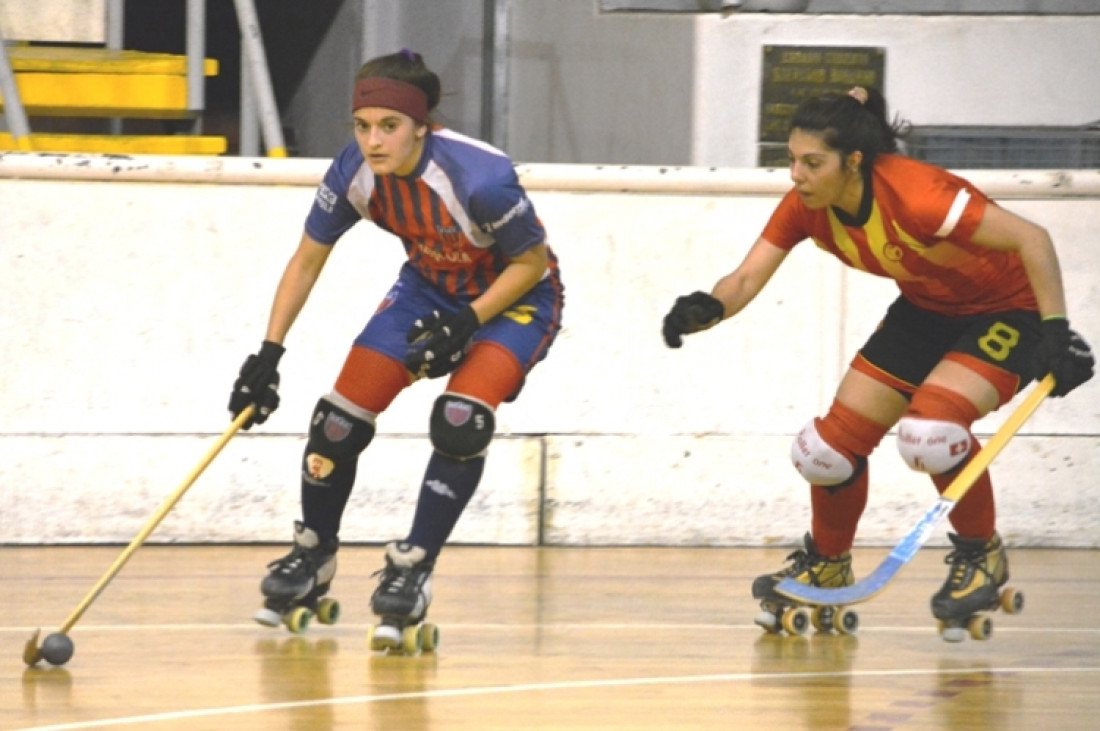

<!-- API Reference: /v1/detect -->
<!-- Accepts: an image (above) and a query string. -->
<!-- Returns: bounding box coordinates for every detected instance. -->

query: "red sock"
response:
[908,385,995,541]
[809,400,888,557]
[932,435,996,541]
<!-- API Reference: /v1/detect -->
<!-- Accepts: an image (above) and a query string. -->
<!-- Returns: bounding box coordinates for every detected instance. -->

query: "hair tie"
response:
[848,87,869,105]
[400,48,418,63]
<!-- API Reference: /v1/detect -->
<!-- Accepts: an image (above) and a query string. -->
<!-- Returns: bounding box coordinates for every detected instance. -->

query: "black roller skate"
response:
[253,521,340,634]
[752,532,859,636]
[367,542,439,655]
[931,532,1023,642]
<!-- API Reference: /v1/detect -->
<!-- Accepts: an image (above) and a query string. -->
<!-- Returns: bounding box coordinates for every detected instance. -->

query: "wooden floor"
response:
[5,544,1100,730]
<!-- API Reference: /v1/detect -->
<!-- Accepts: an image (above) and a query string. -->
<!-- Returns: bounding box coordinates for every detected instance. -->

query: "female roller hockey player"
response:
[228,50,563,652]
[662,87,1093,639]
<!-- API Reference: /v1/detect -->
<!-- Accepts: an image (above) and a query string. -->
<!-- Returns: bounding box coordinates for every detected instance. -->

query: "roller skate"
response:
[253,521,340,634]
[367,542,439,655]
[752,533,859,636]
[931,532,1023,642]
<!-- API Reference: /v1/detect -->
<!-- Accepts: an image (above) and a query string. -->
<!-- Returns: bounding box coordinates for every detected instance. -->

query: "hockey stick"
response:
[23,406,254,666]
[775,374,1054,606]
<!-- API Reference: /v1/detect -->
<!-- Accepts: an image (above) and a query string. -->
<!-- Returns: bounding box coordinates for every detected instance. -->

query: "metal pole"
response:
[488,0,511,151]
[480,0,496,144]
[106,0,124,136]
[238,45,259,156]
[0,36,34,151]
[186,0,206,133]
[233,0,286,157]
[105,0,124,49]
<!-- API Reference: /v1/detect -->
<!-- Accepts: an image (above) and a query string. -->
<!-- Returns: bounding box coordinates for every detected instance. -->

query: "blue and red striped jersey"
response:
[305,128,555,301]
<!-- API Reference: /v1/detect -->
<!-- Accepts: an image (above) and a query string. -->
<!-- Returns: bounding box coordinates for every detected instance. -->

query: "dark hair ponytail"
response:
[789,87,908,173]
[355,49,441,112]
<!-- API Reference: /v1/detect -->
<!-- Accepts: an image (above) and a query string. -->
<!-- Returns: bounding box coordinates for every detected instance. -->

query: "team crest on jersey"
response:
[444,399,473,426]
[375,283,401,314]
[883,242,904,262]
[324,412,353,442]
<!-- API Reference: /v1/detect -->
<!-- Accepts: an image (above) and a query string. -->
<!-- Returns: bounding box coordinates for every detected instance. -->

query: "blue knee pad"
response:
[303,396,376,486]
[429,393,495,459]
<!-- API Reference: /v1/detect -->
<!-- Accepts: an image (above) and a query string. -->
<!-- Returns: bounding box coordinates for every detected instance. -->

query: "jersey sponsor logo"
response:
[416,239,473,264]
[480,196,531,233]
[315,182,338,213]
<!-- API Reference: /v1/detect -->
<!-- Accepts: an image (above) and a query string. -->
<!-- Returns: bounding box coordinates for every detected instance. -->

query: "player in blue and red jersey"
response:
[663,87,1093,637]
[229,50,564,650]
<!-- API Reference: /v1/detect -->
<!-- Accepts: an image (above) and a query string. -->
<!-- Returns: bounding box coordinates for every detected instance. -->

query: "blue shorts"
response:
[354,262,563,374]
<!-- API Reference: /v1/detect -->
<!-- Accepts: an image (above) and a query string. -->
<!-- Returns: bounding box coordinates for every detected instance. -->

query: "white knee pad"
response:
[896,417,972,474]
[790,419,856,486]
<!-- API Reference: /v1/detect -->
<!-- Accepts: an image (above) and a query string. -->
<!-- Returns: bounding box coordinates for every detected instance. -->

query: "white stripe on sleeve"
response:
[934,189,972,238]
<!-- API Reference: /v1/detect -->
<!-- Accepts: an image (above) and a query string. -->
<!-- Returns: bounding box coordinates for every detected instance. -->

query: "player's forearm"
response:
[711,271,765,320]
[264,276,313,344]
[470,244,548,324]
[263,242,329,344]
[1018,233,1069,320]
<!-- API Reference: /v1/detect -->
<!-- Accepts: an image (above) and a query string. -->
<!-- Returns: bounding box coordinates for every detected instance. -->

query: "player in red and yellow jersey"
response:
[663,87,1093,635]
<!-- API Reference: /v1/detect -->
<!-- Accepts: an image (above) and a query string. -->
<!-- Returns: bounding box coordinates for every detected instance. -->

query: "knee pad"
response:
[430,393,495,460]
[790,419,858,486]
[896,416,972,474]
[304,395,377,483]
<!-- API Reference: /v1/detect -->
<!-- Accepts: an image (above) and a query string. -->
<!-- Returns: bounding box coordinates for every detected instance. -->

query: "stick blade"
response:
[775,557,902,606]
[22,628,42,666]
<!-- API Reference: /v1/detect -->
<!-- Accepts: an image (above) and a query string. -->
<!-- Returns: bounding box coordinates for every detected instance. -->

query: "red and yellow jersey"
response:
[761,154,1037,316]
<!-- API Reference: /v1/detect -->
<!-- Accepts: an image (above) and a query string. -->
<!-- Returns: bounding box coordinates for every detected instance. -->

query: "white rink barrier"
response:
[2,155,1098,547]
[4,150,1100,198]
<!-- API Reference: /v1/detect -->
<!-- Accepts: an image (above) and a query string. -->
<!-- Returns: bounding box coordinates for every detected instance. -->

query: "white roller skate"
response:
[367,542,439,655]
[253,521,340,634]
[752,533,859,636]
[932,532,1023,642]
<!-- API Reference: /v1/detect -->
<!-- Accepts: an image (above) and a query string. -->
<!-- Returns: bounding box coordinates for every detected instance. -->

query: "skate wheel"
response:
[968,615,992,641]
[999,588,1024,614]
[284,606,311,634]
[369,623,400,652]
[253,607,282,628]
[420,622,439,653]
[316,597,340,625]
[781,607,811,636]
[401,624,422,655]
[810,606,833,633]
[754,610,780,634]
[834,607,859,635]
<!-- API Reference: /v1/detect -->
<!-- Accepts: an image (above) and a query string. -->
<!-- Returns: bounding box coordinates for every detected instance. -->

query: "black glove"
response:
[228,340,285,428]
[662,291,725,348]
[1035,317,1094,397]
[405,306,480,379]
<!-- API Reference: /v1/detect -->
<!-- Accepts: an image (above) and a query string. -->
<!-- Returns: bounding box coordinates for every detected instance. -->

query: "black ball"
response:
[40,633,75,666]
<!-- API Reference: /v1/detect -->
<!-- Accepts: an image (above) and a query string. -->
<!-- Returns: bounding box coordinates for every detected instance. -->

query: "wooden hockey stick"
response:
[23,406,254,666]
[775,374,1054,606]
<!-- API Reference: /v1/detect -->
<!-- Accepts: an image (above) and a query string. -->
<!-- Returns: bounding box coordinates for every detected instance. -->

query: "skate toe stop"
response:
[253,608,282,627]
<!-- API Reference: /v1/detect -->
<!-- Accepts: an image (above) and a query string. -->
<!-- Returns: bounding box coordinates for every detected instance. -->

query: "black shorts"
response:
[859,296,1041,395]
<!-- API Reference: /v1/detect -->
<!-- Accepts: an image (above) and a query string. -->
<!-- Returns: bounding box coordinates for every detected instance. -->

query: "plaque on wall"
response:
[758,45,885,167]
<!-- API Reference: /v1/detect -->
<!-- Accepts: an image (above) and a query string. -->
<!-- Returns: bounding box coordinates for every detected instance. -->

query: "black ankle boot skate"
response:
[368,541,439,654]
[253,521,339,633]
